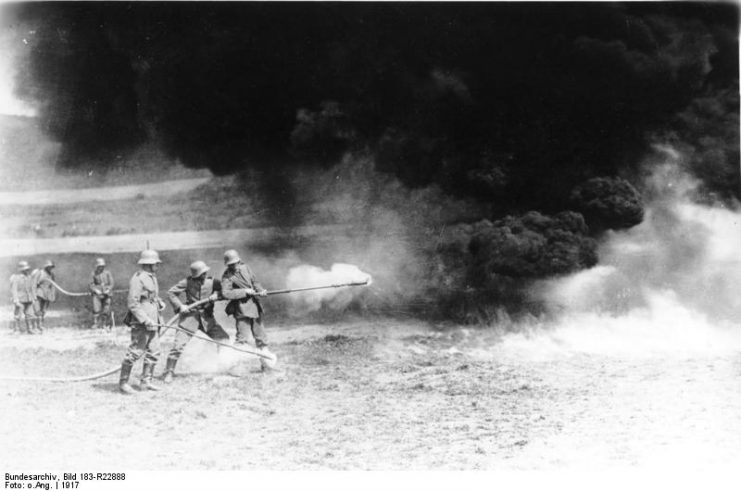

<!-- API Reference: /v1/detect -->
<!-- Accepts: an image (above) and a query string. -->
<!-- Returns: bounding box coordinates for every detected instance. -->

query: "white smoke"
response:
[515,146,741,358]
[285,263,372,314]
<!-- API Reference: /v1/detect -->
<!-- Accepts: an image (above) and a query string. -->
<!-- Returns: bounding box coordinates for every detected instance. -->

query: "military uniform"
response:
[10,270,38,334]
[32,267,56,330]
[221,262,268,347]
[164,275,228,378]
[120,268,164,391]
[89,268,115,329]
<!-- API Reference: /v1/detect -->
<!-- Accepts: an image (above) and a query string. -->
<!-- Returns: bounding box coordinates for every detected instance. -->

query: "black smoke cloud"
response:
[12,2,738,206]
[6,2,739,320]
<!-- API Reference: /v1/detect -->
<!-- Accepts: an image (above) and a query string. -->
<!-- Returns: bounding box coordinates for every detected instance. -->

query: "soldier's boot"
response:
[36,317,44,334]
[12,319,21,333]
[24,319,33,334]
[140,363,160,391]
[119,362,136,395]
[162,358,177,384]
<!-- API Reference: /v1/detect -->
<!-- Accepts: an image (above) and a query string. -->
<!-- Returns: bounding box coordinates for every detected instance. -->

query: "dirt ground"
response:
[2,312,740,471]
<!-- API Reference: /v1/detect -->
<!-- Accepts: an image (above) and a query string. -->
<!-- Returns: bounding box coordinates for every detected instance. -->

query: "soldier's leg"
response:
[203,313,228,355]
[163,317,197,383]
[140,329,161,391]
[250,317,268,349]
[102,297,112,329]
[250,317,276,370]
[23,302,37,334]
[234,316,252,345]
[204,314,229,341]
[91,296,101,329]
[119,326,148,394]
[13,304,23,332]
[35,300,46,333]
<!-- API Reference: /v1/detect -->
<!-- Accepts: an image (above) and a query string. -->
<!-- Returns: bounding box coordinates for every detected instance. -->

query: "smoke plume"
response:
[7,2,738,206]
[285,263,372,315]
[515,146,741,356]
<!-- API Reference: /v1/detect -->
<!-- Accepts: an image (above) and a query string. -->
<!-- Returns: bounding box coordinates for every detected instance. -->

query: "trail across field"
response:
[0,177,211,206]
[2,316,740,470]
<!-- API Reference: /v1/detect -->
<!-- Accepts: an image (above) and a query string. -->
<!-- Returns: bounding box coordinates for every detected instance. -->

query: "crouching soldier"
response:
[89,258,114,329]
[162,260,229,383]
[32,260,56,332]
[221,249,274,368]
[10,261,39,334]
[118,250,165,395]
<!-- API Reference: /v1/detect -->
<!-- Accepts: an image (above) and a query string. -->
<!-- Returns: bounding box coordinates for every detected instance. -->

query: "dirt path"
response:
[1,317,740,470]
[0,177,211,206]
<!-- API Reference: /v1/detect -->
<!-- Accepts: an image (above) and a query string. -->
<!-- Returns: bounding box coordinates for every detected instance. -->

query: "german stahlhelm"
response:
[223,249,241,265]
[44,260,55,269]
[138,249,162,265]
[95,257,106,267]
[190,260,210,278]
[17,260,30,271]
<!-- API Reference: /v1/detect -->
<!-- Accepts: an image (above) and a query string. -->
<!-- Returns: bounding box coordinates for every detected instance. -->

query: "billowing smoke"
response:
[513,147,741,356]
[1,2,738,323]
[8,2,738,205]
[285,263,372,315]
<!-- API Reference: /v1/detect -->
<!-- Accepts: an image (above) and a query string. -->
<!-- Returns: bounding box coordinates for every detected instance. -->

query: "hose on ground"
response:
[0,298,212,382]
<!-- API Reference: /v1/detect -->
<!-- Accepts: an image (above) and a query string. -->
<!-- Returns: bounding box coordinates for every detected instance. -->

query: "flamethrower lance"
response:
[263,278,372,296]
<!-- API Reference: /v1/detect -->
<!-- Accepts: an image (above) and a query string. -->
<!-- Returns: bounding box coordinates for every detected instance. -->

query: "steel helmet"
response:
[44,260,55,269]
[17,260,30,271]
[190,260,210,278]
[137,249,162,265]
[95,257,106,267]
[223,249,241,265]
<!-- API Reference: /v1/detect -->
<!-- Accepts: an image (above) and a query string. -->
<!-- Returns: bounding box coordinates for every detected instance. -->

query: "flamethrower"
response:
[263,278,372,296]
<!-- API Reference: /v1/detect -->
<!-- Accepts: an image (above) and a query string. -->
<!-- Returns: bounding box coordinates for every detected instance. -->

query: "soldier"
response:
[9,261,39,334]
[89,258,115,329]
[162,260,229,383]
[32,260,56,332]
[220,249,274,368]
[118,250,166,395]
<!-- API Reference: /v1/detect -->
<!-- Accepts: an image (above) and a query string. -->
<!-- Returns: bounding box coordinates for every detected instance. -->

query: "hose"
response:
[152,321,276,361]
[48,278,127,297]
[0,298,211,382]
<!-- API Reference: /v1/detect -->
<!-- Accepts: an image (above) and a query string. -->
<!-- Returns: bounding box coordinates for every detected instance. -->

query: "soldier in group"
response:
[220,249,274,368]
[9,261,39,334]
[89,258,115,330]
[32,260,56,332]
[162,260,229,383]
[118,250,166,395]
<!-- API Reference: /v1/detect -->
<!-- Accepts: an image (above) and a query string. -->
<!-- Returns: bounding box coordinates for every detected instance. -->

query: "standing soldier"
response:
[118,250,165,395]
[162,260,229,383]
[9,261,39,334]
[89,258,115,330]
[220,249,274,368]
[32,260,56,332]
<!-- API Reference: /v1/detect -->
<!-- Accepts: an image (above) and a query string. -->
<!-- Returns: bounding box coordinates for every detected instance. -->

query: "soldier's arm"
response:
[248,266,267,295]
[127,275,152,325]
[31,270,41,288]
[89,273,101,295]
[208,278,223,302]
[167,279,187,311]
[220,275,252,300]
